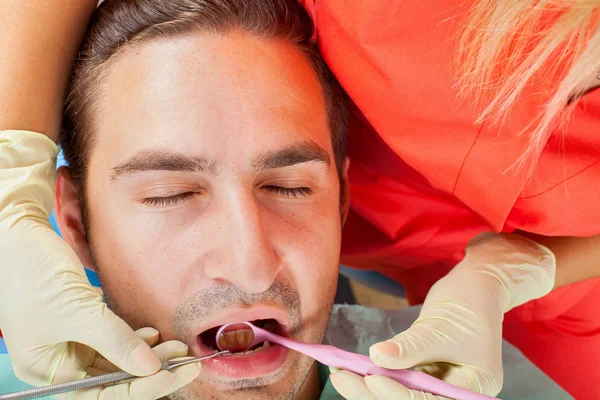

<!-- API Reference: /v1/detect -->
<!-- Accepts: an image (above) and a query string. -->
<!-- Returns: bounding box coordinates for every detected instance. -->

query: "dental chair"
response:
[339,266,406,298]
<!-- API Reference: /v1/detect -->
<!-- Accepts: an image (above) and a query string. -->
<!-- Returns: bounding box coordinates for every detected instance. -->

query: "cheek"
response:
[88,171,191,275]
[282,200,341,329]
[86,193,187,331]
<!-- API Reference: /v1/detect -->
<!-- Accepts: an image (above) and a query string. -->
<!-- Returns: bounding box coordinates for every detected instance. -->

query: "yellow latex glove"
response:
[0,130,175,395]
[69,327,201,400]
[331,232,556,399]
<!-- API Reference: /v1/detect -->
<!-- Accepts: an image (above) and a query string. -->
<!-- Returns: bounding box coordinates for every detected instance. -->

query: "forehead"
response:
[92,30,331,163]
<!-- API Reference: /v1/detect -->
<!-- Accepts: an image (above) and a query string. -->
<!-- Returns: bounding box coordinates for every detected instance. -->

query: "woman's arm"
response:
[516,231,600,289]
[0,0,97,139]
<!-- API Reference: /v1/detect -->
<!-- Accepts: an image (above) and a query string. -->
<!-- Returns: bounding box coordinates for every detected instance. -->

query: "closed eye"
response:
[262,185,313,198]
[142,192,199,207]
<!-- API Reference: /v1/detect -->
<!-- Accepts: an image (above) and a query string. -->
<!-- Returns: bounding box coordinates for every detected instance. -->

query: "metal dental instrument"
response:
[0,350,230,400]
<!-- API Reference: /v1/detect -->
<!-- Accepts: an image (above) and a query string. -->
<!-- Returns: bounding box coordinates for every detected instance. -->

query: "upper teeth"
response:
[217,329,253,352]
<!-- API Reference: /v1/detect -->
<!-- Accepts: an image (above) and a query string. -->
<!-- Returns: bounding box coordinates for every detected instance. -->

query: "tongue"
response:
[217,323,255,353]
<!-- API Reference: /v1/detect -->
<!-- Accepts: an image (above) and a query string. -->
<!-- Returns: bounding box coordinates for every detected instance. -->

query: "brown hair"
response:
[458,0,600,173]
[61,0,348,198]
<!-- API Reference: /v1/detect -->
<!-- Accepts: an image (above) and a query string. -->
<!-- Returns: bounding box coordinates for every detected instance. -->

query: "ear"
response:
[54,167,96,270]
[340,157,350,225]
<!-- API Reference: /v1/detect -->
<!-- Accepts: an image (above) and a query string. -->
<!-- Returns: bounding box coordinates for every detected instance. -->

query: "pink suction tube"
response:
[216,322,497,400]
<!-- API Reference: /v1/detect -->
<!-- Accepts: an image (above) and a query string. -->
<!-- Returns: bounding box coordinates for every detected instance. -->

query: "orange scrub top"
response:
[300,0,600,398]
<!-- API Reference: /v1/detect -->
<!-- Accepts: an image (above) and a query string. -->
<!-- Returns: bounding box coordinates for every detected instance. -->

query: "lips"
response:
[192,307,291,380]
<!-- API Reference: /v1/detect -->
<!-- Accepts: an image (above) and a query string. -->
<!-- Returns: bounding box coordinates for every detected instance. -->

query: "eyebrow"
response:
[251,141,331,171]
[110,150,219,180]
[110,141,331,181]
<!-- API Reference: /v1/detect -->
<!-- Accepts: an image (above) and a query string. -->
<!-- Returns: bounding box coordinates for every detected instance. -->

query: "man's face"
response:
[56,31,345,399]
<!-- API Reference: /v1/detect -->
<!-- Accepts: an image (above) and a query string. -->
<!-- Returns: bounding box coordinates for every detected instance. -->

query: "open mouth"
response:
[194,315,290,380]
[199,319,280,354]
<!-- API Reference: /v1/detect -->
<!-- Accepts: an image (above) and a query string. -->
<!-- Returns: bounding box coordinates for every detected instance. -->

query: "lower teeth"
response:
[242,340,271,355]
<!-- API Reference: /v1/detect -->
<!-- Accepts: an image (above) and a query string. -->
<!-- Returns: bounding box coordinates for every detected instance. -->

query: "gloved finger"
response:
[329,370,376,400]
[369,323,450,370]
[90,357,124,374]
[443,366,501,396]
[364,375,451,400]
[412,362,501,395]
[89,328,161,374]
[71,304,161,376]
[134,327,160,347]
[167,361,203,395]
[84,367,107,377]
[76,363,201,400]
[150,340,189,362]
[412,362,450,379]
[88,340,189,378]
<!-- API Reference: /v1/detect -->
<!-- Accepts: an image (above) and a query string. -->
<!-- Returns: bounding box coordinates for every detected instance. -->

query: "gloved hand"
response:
[56,328,201,400]
[0,131,167,394]
[330,232,556,399]
[69,327,201,400]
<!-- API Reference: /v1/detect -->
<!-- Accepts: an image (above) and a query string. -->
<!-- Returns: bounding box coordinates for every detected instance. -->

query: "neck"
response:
[296,363,322,400]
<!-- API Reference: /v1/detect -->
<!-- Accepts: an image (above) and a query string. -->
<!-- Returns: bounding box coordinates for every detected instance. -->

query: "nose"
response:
[204,189,283,293]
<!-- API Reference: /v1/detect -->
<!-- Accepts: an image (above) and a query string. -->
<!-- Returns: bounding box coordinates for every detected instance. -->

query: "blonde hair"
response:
[458,0,600,172]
